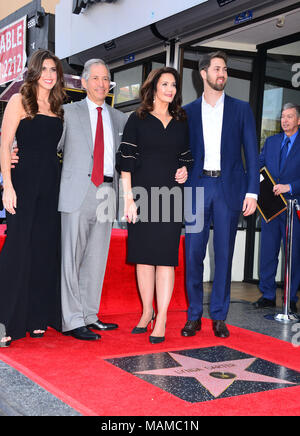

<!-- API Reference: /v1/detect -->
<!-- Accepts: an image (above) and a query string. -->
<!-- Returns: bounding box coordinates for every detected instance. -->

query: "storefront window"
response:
[114,65,143,105]
[182,48,253,106]
[254,37,300,281]
[260,40,300,149]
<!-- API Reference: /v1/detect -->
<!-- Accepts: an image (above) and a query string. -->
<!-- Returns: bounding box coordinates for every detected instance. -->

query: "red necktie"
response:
[91,107,104,186]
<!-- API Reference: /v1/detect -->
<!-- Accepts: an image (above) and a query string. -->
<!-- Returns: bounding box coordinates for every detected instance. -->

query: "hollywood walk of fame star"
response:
[135,352,295,398]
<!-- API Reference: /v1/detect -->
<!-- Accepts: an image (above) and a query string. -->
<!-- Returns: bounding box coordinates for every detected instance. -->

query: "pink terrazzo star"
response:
[135,352,295,398]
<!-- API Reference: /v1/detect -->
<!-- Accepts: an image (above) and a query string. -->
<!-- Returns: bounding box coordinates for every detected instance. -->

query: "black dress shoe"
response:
[87,320,118,331]
[213,320,230,338]
[181,319,202,337]
[63,326,101,341]
[253,297,276,309]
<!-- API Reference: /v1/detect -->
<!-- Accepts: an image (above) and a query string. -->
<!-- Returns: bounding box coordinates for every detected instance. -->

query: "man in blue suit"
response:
[182,51,259,338]
[254,103,300,313]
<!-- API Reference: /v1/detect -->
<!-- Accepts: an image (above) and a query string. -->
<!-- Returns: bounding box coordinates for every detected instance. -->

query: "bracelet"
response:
[123,191,133,199]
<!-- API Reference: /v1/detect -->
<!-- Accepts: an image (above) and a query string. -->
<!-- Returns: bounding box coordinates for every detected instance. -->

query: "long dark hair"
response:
[20,49,66,120]
[136,67,186,121]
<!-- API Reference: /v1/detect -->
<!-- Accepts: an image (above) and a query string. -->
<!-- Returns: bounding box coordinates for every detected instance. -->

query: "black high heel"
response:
[30,330,45,338]
[131,310,155,334]
[0,338,11,347]
[149,335,165,344]
[149,319,166,344]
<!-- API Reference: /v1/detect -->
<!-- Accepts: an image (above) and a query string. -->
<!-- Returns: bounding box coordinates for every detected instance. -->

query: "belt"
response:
[203,170,221,178]
[103,176,113,183]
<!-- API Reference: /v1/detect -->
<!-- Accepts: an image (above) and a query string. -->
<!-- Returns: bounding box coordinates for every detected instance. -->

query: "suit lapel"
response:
[106,105,117,154]
[285,130,300,168]
[275,133,284,174]
[220,95,232,166]
[195,97,204,158]
[76,99,93,154]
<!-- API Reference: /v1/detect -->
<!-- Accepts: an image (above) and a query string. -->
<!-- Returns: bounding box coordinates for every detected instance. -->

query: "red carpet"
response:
[0,315,300,416]
[1,228,300,416]
[0,224,5,252]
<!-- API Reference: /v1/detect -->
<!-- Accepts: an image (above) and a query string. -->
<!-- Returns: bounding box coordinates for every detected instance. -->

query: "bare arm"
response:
[120,171,137,224]
[0,94,24,214]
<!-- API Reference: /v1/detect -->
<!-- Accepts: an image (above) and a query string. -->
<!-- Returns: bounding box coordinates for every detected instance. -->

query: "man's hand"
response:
[273,184,290,196]
[11,147,19,168]
[242,197,257,216]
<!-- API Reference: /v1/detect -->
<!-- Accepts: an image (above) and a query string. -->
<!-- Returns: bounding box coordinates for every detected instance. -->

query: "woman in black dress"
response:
[116,67,193,344]
[0,50,65,347]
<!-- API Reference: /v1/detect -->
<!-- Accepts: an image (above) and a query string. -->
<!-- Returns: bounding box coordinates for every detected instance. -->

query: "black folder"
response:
[257,166,287,223]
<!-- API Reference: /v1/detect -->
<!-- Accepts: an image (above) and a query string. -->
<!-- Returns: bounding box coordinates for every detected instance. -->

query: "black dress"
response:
[0,114,63,341]
[116,112,193,266]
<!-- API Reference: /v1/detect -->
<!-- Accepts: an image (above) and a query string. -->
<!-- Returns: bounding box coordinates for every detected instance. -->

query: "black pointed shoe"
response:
[0,338,11,348]
[63,326,101,341]
[87,320,118,331]
[132,310,156,334]
[149,335,165,344]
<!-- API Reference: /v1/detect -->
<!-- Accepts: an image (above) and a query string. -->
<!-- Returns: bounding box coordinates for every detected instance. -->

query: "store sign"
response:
[73,0,117,14]
[0,16,27,86]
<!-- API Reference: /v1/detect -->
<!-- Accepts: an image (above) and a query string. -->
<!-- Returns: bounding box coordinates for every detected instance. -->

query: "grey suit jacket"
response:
[58,99,128,214]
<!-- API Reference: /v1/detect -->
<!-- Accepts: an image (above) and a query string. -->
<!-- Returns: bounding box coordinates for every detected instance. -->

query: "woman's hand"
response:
[175,166,188,184]
[124,197,138,224]
[3,184,17,215]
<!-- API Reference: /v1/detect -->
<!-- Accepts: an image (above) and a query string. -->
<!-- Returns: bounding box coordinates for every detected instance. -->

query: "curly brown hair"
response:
[20,49,66,120]
[136,67,186,121]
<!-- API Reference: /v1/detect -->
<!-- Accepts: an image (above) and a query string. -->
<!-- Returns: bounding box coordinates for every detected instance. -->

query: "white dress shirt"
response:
[202,92,224,171]
[86,97,114,177]
[202,92,257,200]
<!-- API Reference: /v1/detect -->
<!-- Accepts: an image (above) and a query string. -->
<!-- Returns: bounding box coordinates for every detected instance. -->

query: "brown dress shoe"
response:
[181,319,202,337]
[212,320,230,338]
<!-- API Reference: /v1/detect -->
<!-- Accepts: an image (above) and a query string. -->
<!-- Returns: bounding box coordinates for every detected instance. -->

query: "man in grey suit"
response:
[59,59,127,340]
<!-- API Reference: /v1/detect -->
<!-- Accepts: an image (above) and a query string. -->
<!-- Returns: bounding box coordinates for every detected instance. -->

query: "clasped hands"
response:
[123,166,188,224]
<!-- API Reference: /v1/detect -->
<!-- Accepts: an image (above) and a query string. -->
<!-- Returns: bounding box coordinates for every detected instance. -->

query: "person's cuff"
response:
[245,193,258,200]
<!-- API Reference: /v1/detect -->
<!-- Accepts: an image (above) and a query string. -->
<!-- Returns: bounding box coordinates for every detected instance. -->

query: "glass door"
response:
[253,39,300,282]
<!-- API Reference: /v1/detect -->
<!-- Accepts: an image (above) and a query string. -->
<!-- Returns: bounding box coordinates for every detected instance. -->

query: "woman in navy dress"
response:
[0,50,65,346]
[116,67,193,344]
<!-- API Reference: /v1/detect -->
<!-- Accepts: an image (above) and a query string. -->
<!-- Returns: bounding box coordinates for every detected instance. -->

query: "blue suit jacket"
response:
[259,129,300,204]
[184,95,259,212]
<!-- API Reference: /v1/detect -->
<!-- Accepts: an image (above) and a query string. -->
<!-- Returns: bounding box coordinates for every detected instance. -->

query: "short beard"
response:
[206,76,226,92]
